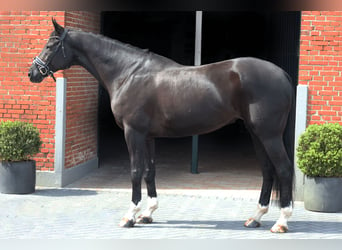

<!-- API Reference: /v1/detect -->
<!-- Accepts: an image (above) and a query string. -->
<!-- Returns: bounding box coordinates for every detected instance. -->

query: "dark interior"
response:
[98,11,300,172]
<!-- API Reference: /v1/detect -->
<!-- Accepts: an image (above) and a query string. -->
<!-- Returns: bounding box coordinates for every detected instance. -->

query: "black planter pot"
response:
[0,160,36,194]
[304,176,342,213]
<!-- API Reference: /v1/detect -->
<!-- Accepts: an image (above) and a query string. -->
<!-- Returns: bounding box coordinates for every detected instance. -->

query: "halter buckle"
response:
[38,66,48,76]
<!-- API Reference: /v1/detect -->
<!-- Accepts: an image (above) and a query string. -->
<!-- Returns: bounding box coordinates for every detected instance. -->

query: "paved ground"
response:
[1,187,342,239]
[1,130,341,239]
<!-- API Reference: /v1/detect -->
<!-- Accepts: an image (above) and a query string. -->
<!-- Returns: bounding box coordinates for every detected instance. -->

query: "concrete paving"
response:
[1,187,342,239]
[2,131,341,239]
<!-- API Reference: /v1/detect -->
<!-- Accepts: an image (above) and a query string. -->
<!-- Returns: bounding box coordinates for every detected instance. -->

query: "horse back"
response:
[112,57,293,137]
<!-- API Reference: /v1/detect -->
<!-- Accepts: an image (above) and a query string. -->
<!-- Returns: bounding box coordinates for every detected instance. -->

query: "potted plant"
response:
[0,120,42,194]
[296,123,342,212]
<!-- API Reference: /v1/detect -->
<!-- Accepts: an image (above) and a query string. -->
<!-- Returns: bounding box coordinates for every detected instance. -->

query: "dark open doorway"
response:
[98,12,196,170]
[98,12,300,187]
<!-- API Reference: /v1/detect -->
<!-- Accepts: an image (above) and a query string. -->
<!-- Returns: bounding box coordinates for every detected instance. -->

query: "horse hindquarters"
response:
[245,121,294,232]
[242,76,294,232]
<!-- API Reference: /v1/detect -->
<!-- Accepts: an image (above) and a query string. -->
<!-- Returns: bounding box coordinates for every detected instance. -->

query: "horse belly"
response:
[154,98,238,137]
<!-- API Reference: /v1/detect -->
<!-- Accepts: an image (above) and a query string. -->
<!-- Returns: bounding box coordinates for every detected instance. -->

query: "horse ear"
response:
[52,18,65,35]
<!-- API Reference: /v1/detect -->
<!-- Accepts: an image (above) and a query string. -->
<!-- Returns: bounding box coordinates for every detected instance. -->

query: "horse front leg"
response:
[137,138,158,224]
[119,126,146,228]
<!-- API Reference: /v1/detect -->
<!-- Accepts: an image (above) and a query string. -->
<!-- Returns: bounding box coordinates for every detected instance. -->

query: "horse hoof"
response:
[270,224,288,233]
[244,218,261,228]
[137,215,153,224]
[119,218,135,228]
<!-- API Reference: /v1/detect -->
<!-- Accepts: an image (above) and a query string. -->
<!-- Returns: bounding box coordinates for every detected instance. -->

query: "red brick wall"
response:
[299,11,342,125]
[3,11,340,173]
[0,11,65,171]
[64,11,100,168]
[0,11,100,171]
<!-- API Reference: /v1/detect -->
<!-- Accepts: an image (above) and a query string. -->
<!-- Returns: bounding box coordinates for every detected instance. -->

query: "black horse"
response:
[29,19,295,233]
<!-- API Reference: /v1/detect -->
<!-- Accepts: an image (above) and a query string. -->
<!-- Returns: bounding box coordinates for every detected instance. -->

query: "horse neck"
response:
[69,31,179,91]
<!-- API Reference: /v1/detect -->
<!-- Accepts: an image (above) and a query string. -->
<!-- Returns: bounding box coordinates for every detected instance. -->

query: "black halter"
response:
[33,29,69,82]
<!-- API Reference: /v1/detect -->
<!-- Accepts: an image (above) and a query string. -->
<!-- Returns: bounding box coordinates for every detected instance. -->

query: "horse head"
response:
[28,18,73,83]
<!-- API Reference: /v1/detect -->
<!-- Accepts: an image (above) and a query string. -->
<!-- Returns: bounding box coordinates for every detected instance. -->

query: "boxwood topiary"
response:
[296,123,342,177]
[0,120,42,162]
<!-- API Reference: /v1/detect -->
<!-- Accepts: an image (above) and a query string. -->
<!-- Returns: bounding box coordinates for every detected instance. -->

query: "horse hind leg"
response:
[244,132,274,229]
[137,138,159,224]
[260,135,294,233]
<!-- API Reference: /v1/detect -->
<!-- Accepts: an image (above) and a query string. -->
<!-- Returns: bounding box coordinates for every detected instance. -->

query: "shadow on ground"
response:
[33,188,98,197]
[139,220,342,234]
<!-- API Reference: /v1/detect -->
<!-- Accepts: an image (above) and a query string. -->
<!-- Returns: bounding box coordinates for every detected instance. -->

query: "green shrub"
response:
[296,123,342,177]
[0,120,42,161]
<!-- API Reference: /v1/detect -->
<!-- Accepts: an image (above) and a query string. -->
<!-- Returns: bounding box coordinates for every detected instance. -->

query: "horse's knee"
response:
[143,168,155,181]
[131,168,143,183]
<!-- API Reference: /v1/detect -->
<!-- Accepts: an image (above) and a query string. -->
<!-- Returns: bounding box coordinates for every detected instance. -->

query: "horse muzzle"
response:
[28,65,45,83]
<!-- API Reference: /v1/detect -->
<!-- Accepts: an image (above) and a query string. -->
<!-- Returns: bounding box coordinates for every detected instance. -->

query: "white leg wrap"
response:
[124,201,142,221]
[274,205,293,228]
[253,204,269,222]
[141,197,158,218]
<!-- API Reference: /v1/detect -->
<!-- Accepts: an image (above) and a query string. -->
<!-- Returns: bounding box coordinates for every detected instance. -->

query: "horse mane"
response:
[70,28,152,58]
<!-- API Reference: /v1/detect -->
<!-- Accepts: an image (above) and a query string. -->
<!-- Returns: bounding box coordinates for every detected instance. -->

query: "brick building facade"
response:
[0,11,341,190]
[0,11,100,185]
[299,11,342,125]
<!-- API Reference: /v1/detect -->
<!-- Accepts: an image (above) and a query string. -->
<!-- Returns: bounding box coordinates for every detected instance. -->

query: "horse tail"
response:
[284,72,296,205]
[283,72,296,168]
[273,71,296,207]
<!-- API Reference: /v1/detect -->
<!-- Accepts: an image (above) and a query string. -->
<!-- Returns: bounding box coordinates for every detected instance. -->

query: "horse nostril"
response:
[28,72,31,78]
